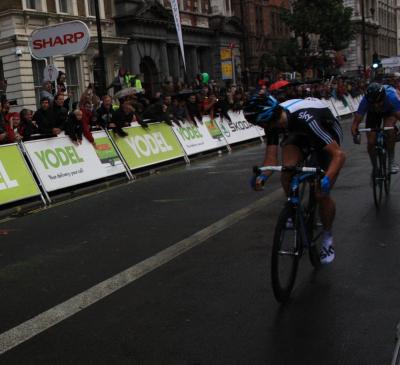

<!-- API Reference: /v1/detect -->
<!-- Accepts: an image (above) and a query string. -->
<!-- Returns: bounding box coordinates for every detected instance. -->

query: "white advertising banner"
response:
[327,99,340,118]
[172,117,228,155]
[29,21,90,59]
[169,0,186,70]
[217,111,262,144]
[24,133,125,192]
[331,98,353,117]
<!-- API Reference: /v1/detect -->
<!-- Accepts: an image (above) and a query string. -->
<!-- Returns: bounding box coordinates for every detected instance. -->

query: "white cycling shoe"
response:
[320,233,335,265]
[390,162,399,174]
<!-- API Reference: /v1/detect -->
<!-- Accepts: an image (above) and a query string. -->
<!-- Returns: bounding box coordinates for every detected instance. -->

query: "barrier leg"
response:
[105,129,135,180]
[19,141,51,205]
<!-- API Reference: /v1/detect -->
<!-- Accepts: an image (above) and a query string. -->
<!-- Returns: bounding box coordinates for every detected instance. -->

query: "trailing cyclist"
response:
[244,94,346,264]
[351,82,400,174]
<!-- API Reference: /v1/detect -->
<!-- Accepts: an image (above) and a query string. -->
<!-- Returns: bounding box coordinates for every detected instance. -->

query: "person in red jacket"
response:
[65,109,96,148]
[80,103,96,147]
[3,112,22,143]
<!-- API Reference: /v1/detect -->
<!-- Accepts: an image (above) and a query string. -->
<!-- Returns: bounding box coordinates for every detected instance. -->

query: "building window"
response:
[0,59,5,98]
[85,0,105,18]
[86,0,96,16]
[26,0,38,9]
[24,0,46,10]
[32,58,46,107]
[58,0,70,13]
[65,57,80,106]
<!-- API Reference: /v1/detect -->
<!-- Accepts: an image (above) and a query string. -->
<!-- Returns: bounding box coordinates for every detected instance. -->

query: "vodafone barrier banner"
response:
[172,117,227,155]
[217,111,262,144]
[92,131,126,177]
[30,21,90,59]
[0,144,40,205]
[110,124,185,169]
[24,133,125,192]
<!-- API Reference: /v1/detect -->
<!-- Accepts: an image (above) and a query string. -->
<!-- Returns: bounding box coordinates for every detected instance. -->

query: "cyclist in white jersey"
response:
[244,95,346,264]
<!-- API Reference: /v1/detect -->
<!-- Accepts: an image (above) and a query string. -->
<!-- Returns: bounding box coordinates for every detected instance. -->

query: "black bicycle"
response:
[254,165,324,303]
[356,126,394,208]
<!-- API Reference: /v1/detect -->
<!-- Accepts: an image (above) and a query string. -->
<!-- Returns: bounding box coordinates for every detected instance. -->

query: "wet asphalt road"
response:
[0,119,399,364]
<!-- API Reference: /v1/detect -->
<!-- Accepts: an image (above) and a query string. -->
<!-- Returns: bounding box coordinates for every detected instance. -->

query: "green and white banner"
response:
[110,124,185,170]
[24,133,125,192]
[217,111,262,144]
[172,118,228,156]
[0,144,40,205]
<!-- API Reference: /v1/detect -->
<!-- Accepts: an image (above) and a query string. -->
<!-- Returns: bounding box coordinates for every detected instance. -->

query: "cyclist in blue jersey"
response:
[351,82,400,173]
[244,94,346,264]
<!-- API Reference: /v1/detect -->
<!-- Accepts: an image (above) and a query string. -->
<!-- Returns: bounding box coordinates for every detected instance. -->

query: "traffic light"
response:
[372,53,381,69]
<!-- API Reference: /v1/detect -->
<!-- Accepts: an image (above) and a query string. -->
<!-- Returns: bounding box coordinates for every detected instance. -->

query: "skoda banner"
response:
[24,134,125,192]
[172,118,228,156]
[216,111,262,144]
[110,124,185,170]
[0,144,40,205]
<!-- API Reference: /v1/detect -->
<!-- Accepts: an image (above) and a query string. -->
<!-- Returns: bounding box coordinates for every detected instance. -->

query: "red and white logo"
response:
[29,21,90,59]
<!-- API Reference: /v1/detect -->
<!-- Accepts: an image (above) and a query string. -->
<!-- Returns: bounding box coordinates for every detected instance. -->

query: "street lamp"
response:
[94,0,107,97]
[360,0,376,74]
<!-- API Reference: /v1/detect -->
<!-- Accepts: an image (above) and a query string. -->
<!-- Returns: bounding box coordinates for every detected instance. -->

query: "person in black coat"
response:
[19,109,40,140]
[52,93,68,130]
[65,109,83,145]
[33,97,61,136]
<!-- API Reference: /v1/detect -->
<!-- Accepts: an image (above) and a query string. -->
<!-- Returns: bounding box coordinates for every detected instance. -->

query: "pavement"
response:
[0,118,399,364]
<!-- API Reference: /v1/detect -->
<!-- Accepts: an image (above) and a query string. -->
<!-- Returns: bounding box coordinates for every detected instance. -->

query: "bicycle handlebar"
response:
[254,165,324,174]
[358,127,395,132]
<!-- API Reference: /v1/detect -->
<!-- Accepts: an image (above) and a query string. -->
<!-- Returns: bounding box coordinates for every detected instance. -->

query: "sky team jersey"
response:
[357,85,400,116]
[266,98,343,150]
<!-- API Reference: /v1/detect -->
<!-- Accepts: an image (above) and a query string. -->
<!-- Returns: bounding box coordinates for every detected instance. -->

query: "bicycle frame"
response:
[358,126,393,152]
[358,126,394,207]
[256,165,324,248]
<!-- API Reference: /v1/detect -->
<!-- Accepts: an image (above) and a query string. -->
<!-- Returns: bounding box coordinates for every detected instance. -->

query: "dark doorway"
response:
[140,56,159,97]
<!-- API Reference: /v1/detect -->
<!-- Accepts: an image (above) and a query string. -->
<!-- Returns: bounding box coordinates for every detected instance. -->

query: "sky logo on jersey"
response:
[298,111,314,122]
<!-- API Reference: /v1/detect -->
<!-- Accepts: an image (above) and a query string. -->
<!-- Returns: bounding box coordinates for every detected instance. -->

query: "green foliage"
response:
[281,0,353,51]
[278,0,353,74]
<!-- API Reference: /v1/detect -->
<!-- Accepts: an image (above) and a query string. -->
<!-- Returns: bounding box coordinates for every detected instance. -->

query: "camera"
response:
[15,48,22,56]
[9,99,18,106]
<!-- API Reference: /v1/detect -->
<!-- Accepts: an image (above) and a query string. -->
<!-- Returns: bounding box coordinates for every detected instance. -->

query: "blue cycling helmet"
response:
[366,82,385,103]
[243,94,280,127]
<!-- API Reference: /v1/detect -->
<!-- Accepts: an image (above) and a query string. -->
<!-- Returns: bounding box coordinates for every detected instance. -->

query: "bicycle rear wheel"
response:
[372,151,383,208]
[271,203,302,303]
[383,150,391,195]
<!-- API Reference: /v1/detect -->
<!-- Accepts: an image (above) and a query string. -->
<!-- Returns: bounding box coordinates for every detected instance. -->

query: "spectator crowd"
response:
[0,68,384,147]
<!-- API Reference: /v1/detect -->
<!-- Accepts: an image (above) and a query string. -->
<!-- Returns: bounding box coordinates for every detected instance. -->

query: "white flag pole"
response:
[170,0,186,71]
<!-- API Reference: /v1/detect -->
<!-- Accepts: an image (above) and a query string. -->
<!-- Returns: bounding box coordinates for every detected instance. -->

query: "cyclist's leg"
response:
[280,135,304,195]
[365,111,380,169]
[383,114,398,172]
[316,150,336,264]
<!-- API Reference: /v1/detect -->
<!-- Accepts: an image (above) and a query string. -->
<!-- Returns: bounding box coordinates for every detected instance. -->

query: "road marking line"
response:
[0,188,283,355]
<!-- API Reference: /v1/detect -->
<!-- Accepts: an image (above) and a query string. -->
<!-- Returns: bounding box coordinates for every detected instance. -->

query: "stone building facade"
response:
[0,0,127,111]
[114,0,242,94]
[342,0,398,75]
[231,0,290,83]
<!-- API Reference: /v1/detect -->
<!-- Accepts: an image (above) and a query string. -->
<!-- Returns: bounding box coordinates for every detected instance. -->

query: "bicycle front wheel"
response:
[372,151,384,208]
[271,203,302,303]
[383,150,391,195]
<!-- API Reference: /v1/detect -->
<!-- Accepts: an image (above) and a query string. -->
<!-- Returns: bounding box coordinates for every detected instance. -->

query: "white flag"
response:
[170,0,186,71]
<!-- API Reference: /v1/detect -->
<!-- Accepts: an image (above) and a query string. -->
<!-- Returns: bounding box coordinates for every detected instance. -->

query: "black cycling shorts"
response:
[281,133,331,171]
[365,111,393,129]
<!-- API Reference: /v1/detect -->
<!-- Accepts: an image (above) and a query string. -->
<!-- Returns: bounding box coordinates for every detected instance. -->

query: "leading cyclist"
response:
[244,94,346,264]
[351,82,400,173]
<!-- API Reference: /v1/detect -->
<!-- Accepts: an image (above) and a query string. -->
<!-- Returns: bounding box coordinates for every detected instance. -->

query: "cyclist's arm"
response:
[351,113,363,135]
[323,141,346,182]
[393,110,400,120]
[261,145,279,176]
[261,129,279,176]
